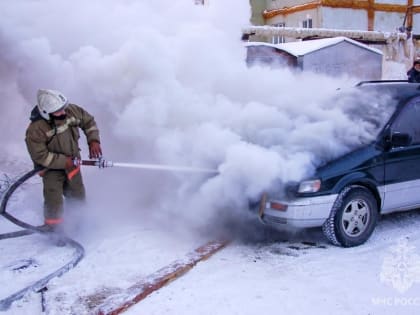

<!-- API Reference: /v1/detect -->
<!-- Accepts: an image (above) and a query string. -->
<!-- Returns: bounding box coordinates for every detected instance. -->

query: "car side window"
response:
[391,96,420,145]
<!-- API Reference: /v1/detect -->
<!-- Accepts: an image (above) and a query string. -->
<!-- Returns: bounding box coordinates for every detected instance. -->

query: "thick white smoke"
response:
[0,0,382,236]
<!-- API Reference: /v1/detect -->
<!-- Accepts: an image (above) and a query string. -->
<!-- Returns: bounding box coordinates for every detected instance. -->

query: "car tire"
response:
[322,186,379,247]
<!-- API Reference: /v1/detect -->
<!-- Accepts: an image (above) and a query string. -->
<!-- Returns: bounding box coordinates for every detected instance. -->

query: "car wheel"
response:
[322,186,379,247]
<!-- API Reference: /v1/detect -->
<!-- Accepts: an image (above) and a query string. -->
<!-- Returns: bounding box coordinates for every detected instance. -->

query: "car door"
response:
[382,95,420,213]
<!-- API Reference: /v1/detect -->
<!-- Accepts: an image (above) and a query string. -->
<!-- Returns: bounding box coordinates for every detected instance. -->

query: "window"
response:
[391,96,420,145]
[271,22,285,44]
[302,18,312,28]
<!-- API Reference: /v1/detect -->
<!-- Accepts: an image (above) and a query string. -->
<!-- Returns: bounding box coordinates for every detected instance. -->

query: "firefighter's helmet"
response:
[37,89,68,120]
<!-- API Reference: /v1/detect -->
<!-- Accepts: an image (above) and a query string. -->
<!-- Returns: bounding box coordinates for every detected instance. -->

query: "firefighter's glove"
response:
[89,141,102,159]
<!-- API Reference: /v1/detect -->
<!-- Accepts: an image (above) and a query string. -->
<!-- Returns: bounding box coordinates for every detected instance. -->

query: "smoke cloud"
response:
[0,0,385,237]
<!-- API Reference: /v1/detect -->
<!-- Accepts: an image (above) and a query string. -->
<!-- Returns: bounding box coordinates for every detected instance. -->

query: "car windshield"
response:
[332,86,398,144]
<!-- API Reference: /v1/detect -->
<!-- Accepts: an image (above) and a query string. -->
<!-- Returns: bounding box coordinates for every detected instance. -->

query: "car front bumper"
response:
[258,193,338,228]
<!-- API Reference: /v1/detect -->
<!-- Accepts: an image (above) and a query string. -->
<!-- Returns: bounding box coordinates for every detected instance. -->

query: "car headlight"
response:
[298,179,321,193]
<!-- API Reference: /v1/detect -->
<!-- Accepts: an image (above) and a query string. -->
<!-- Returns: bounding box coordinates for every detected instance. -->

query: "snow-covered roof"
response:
[245,36,383,57]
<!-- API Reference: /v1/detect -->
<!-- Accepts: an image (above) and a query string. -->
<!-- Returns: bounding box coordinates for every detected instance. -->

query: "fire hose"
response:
[0,158,218,311]
[0,167,84,311]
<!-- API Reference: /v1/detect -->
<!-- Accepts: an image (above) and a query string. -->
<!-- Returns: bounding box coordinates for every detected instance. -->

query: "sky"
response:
[0,0,388,234]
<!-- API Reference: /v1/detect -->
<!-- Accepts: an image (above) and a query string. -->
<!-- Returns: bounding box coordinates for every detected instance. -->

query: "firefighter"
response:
[25,89,102,232]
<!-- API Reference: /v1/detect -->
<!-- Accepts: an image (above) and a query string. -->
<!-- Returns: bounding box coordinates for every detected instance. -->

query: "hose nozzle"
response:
[95,157,113,168]
[73,157,113,168]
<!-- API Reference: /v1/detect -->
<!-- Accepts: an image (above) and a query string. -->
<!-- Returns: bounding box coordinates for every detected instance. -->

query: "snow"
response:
[1,1,420,314]
[2,168,420,315]
[246,36,383,57]
[128,218,420,315]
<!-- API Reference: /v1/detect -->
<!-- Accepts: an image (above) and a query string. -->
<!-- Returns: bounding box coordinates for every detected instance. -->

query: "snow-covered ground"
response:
[2,1,420,314]
[131,216,420,315]
[1,157,420,315]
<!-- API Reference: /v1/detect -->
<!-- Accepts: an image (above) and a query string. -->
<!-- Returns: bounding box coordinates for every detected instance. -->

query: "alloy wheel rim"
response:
[341,199,370,237]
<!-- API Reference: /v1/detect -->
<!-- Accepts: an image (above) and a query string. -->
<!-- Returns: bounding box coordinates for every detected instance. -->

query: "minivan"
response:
[258,81,420,247]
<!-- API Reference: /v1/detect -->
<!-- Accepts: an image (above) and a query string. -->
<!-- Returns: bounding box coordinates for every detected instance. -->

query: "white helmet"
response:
[37,89,68,120]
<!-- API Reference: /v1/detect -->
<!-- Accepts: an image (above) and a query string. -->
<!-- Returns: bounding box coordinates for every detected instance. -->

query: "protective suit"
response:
[25,89,101,228]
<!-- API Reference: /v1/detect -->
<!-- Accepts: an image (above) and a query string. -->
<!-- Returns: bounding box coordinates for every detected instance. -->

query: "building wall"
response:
[246,41,382,79]
[414,14,420,34]
[267,0,309,11]
[302,41,382,79]
[250,0,266,25]
[374,11,405,31]
[246,45,297,67]
[322,8,368,30]
[376,0,407,4]
[269,8,319,28]
[262,0,415,33]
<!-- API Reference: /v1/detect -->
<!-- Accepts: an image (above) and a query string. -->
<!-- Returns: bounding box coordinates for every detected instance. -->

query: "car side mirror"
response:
[390,132,412,147]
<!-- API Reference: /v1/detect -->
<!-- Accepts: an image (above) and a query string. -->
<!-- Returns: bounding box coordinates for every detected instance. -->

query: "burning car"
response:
[258,80,420,247]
